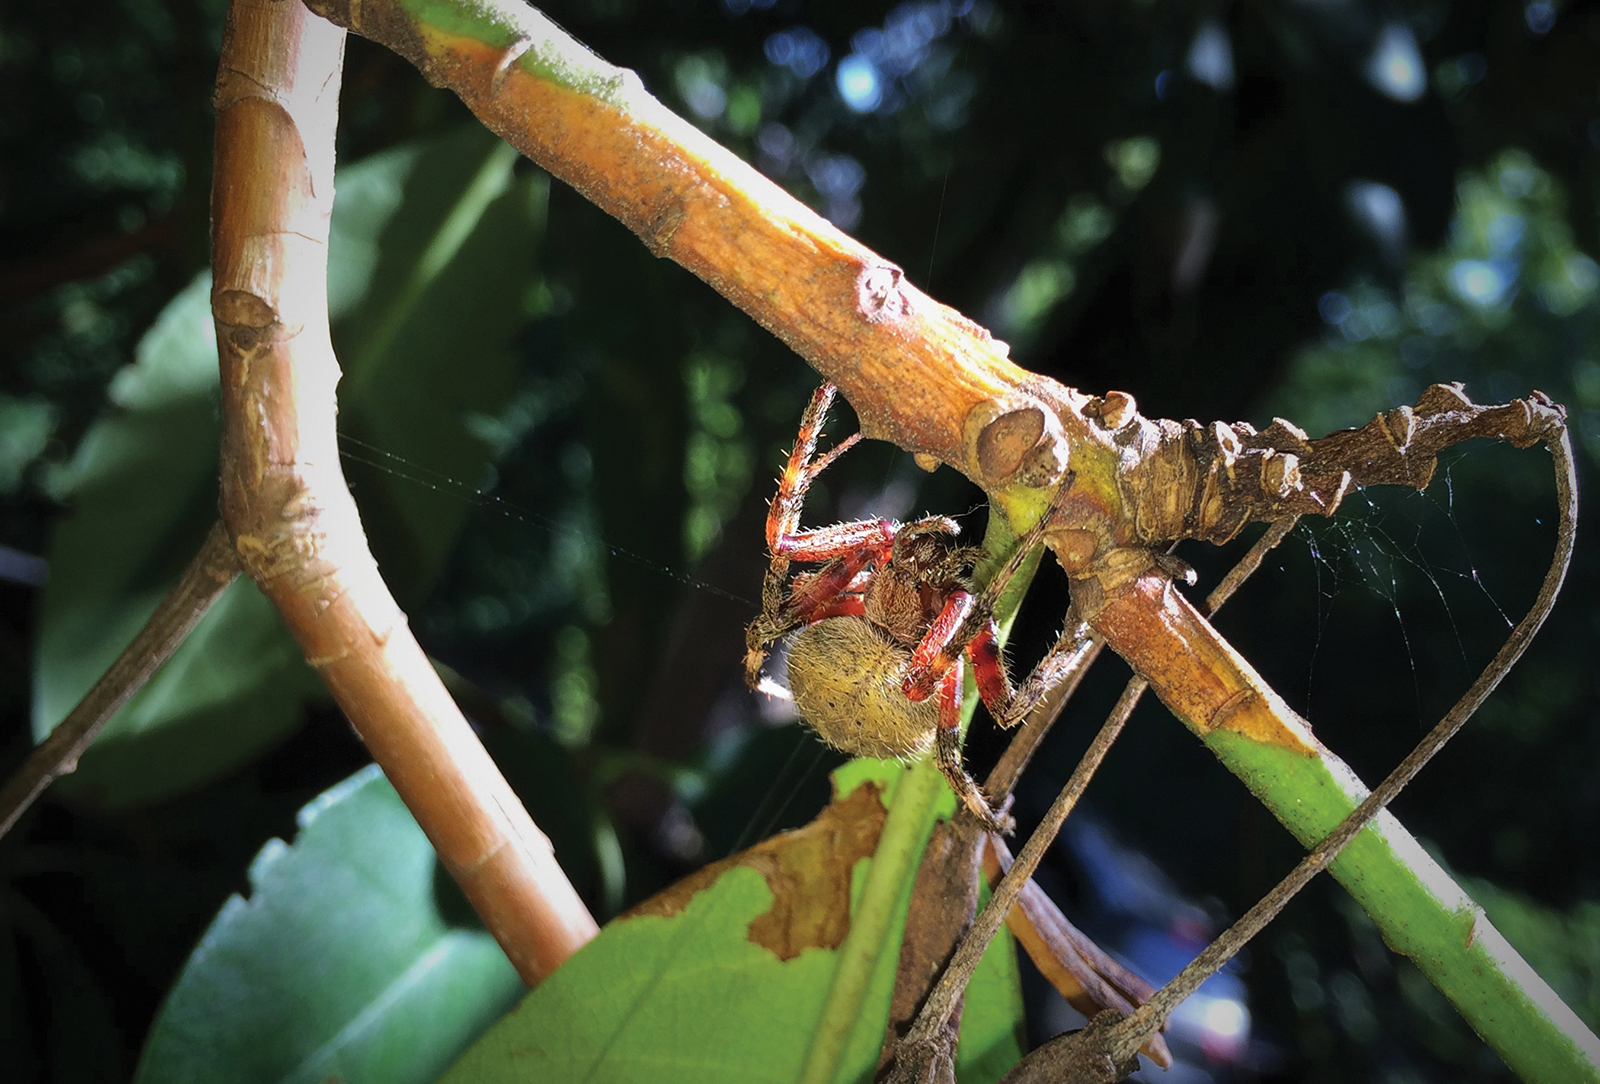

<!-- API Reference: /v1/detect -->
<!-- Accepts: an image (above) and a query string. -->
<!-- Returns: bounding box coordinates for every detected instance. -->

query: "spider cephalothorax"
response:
[745,383,1087,832]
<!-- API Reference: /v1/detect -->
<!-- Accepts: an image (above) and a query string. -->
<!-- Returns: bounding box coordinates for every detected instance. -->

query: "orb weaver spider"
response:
[744,383,1089,832]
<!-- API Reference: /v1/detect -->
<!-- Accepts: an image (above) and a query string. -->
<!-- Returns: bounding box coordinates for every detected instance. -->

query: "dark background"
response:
[2,0,1597,1080]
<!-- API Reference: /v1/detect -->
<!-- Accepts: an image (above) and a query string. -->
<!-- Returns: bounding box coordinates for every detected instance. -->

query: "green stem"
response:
[1209,732,1600,1081]
[795,758,945,1084]
[796,510,1040,1084]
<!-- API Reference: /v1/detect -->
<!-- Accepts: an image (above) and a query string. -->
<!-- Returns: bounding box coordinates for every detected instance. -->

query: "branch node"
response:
[856,262,910,323]
[491,37,534,97]
[967,398,1069,490]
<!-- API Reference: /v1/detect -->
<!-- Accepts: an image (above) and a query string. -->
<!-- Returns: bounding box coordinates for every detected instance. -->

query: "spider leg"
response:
[774,519,896,562]
[782,549,876,623]
[890,514,961,553]
[927,483,1083,718]
[933,659,1012,833]
[969,618,1092,728]
[901,589,977,702]
[765,382,865,554]
[747,382,882,687]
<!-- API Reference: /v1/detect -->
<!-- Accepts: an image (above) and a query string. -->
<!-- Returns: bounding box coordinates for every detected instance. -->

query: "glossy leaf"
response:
[134,765,522,1084]
[441,759,1025,1084]
[31,126,544,808]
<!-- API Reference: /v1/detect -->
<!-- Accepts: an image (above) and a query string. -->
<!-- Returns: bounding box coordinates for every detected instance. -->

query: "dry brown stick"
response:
[210,0,596,985]
[984,837,1172,1070]
[887,676,1144,1084]
[0,521,239,839]
[885,518,1299,1082]
[984,629,1102,803]
[1097,429,1579,1066]
[984,516,1292,807]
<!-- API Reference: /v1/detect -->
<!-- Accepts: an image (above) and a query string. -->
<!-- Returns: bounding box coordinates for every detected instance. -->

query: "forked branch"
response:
[1090,425,1581,1072]
[914,421,1587,1083]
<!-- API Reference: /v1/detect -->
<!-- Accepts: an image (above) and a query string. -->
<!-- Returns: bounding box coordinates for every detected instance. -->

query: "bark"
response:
[210,0,596,986]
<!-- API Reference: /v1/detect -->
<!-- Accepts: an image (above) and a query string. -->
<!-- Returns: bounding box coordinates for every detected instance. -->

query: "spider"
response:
[745,383,1088,832]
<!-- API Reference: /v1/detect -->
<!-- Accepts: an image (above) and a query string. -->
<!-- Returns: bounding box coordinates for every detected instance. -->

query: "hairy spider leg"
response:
[747,383,882,687]
[781,547,880,623]
[790,564,874,600]
[932,660,1011,832]
[897,513,1094,731]
[745,534,891,687]
[901,589,978,702]
[765,382,862,553]
[772,518,897,562]
[968,624,1009,707]
[966,619,1091,727]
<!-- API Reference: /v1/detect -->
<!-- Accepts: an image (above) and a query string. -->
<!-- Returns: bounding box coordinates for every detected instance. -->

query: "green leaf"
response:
[31,126,545,808]
[440,759,1024,1084]
[134,765,522,1084]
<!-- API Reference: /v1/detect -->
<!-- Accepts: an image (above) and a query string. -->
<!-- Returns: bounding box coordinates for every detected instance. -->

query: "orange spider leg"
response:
[902,589,978,702]
[772,519,896,562]
[932,659,1011,831]
[782,548,878,621]
[936,661,964,731]
[766,382,864,553]
[967,620,1013,713]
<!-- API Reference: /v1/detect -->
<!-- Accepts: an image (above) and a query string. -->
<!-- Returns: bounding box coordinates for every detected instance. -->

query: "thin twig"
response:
[984,517,1294,806]
[888,518,1300,1080]
[1203,518,1298,614]
[984,630,1101,804]
[0,520,239,838]
[1104,430,1578,1064]
[890,679,1142,1079]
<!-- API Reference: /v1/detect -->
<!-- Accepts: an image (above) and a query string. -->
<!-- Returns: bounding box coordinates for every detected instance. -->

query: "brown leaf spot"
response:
[622,780,889,960]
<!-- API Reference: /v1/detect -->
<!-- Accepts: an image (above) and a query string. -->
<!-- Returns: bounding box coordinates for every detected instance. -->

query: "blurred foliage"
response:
[1,0,1598,1081]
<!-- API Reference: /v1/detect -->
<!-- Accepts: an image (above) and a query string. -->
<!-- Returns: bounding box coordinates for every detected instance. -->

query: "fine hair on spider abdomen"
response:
[786,617,939,761]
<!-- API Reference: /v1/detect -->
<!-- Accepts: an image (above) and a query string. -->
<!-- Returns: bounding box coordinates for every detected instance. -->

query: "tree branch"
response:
[291,0,1594,1071]
[211,0,596,986]
[0,521,238,838]
[299,0,1066,494]
[1100,427,1587,1071]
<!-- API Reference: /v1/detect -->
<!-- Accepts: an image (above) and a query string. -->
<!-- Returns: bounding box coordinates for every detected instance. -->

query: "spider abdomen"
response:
[786,617,938,761]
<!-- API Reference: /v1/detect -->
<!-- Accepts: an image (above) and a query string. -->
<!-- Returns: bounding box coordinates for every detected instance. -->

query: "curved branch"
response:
[211,0,596,985]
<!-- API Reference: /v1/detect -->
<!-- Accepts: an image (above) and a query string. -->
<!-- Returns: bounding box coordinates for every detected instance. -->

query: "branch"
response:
[1083,417,1599,1082]
[0,522,238,838]
[211,0,596,986]
[295,0,1592,1070]
[300,0,1073,501]
[1097,426,1587,1071]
